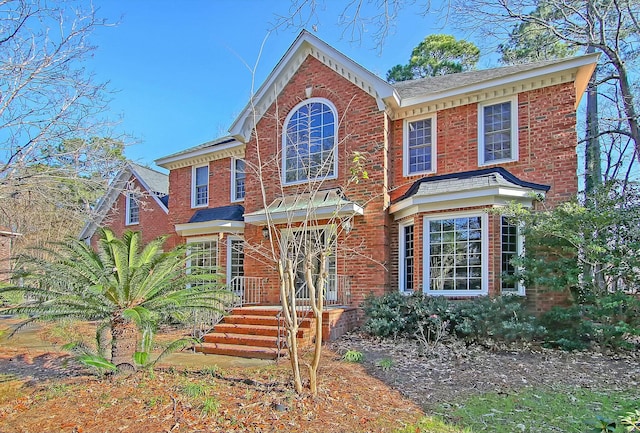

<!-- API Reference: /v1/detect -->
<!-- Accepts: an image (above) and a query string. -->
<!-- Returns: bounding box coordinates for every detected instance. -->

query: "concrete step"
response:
[202,332,280,348]
[195,342,281,360]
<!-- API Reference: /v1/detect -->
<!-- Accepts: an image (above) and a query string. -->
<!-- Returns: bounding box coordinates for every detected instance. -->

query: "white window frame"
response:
[125,192,139,226]
[186,237,218,286]
[282,97,338,186]
[423,211,489,297]
[478,96,518,166]
[191,164,209,208]
[231,158,245,203]
[403,113,437,177]
[226,235,244,284]
[398,221,415,294]
[500,216,525,296]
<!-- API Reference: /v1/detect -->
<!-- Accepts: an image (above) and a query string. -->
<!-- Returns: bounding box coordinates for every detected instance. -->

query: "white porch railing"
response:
[228,276,265,306]
[294,274,351,307]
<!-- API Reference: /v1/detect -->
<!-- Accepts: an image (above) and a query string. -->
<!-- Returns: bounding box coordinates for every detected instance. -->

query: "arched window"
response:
[283,98,337,184]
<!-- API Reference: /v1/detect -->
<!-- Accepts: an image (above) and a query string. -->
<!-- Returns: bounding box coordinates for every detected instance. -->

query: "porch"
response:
[195,276,359,359]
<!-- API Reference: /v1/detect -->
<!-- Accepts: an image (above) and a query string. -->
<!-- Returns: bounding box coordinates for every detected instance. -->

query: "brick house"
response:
[79,162,172,248]
[102,31,598,357]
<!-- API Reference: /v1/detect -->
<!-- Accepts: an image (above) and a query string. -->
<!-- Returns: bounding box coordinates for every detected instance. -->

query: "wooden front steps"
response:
[195,307,315,360]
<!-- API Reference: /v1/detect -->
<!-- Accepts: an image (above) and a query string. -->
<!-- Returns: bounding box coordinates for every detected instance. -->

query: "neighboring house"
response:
[156,31,597,317]
[0,227,20,283]
[79,162,173,248]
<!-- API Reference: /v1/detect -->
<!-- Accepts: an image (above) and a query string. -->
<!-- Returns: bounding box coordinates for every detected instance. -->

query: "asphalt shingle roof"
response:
[391,58,577,99]
[188,205,245,223]
[396,167,550,203]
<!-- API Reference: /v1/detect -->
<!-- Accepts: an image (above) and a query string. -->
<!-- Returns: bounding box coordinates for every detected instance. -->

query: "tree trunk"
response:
[110,313,138,371]
[305,252,325,396]
[278,260,302,394]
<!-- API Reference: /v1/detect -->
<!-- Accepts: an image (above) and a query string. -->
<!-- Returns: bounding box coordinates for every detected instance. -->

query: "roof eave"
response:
[175,220,245,237]
[390,186,544,220]
[244,202,364,225]
[155,138,243,168]
[399,52,601,109]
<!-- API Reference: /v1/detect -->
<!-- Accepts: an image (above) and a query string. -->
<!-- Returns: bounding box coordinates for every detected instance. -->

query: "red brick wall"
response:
[389,82,579,206]
[91,176,174,249]
[168,158,237,230]
[242,55,391,308]
[388,82,579,310]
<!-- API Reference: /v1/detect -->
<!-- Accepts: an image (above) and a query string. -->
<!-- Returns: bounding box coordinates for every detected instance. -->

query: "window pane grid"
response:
[501,217,519,293]
[429,217,482,292]
[189,240,217,286]
[230,239,244,279]
[483,102,512,162]
[234,159,246,200]
[403,225,414,292]
[285,102,336,183]
[194,166,208,206]
[127,193,139,224]
[407,119,432,173]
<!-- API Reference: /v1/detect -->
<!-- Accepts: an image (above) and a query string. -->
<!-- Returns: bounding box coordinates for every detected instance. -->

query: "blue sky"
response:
[90,1,478,167]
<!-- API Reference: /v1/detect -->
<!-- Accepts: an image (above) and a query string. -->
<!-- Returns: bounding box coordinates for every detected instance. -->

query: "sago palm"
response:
[1,229,231,370]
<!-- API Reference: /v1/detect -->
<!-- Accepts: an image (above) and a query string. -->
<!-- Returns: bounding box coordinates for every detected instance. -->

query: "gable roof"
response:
[78,162,169,241]
[391,53,598,116]
[227,30,598,139]
[229,30,396,142]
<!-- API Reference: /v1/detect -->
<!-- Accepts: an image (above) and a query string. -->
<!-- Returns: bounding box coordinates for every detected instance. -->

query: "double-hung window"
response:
[232,158,245,202]
[125,192,139,225]
[425,213,487,296]
[404,115,436,176]
[479,97,518,165]
[192,165,208,207]
[283,98,337,184]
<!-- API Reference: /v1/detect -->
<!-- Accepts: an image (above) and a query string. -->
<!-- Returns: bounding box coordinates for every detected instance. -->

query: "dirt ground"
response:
[330,333,640,414]
[0,318,639,433]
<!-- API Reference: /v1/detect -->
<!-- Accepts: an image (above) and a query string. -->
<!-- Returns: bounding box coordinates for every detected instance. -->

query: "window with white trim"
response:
[227,238,244,282]
[192,165,209,207]
[125,192,139,225]
[232,158,245,202]
[425,214,487,295]
[501,216,524,295]
[187,239,217,286]
[399,223,415,293]
[479,97,518,165]
[283,98,337,184]
[404,115,436,176]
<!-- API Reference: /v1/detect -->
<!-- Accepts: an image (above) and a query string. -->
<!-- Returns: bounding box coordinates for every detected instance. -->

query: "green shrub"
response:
[538,305,593,350]
[585,292,640,350]
[539,292,640,351]
[362,291,411,338]
[450,296,542,342]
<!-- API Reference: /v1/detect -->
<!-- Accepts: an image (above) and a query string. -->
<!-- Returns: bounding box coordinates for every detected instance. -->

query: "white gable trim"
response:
[229,31,397,142]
